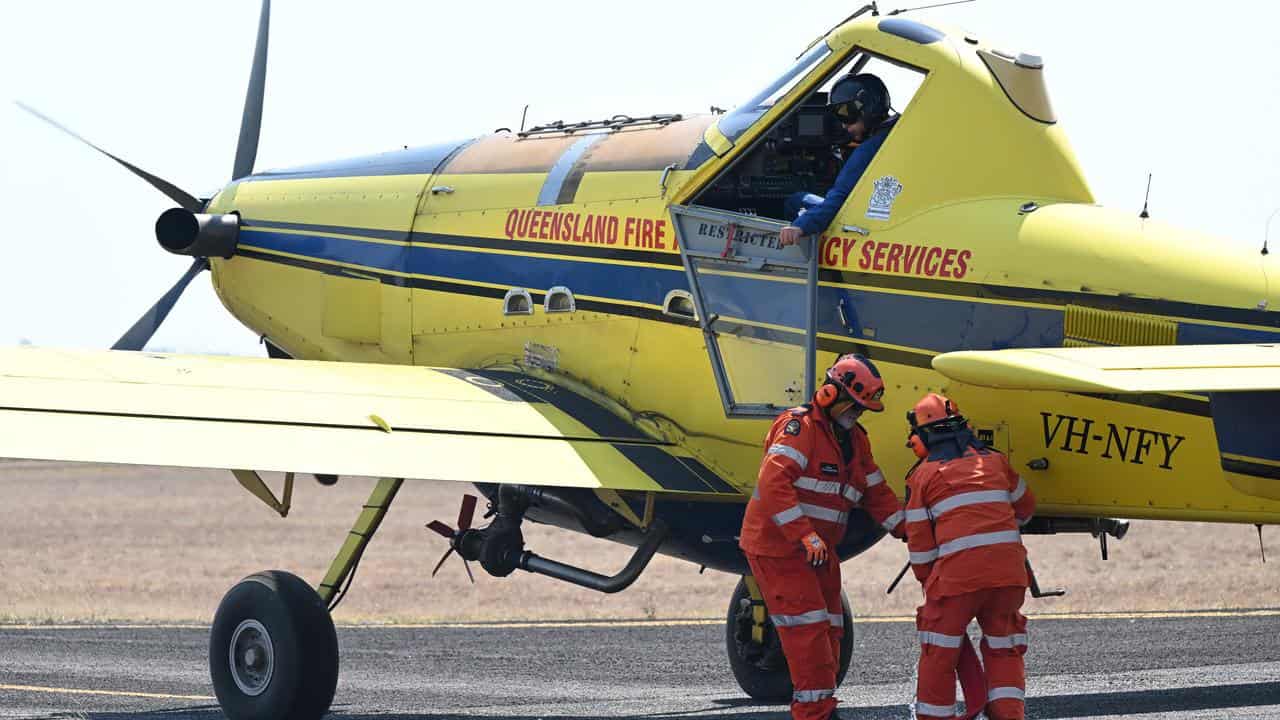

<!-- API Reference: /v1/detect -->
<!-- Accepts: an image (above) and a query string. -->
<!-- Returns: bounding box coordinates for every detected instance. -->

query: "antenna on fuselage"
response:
[1139,172,1152,219]
[520,104,530,134]
[1263,207,1278,256]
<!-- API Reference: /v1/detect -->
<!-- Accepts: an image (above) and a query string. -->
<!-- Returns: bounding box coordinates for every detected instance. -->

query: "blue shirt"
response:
[793,120,894,236]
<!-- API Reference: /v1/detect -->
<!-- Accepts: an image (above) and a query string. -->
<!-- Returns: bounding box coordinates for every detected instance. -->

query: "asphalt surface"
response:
[2,612,1279,719]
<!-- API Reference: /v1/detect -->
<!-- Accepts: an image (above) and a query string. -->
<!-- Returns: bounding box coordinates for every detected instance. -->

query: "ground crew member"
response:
[739,354,905,720]
[779,73,895,248]
[903,393,1036,720]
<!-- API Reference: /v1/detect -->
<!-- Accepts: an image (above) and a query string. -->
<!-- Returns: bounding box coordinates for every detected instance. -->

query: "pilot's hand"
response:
[801,532,828,566]
[779,226,804,248]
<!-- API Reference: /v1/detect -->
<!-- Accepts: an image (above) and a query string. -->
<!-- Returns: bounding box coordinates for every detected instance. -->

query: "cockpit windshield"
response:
[717,43,832,142]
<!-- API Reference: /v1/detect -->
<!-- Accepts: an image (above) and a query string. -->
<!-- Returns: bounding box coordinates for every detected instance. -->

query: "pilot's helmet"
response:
[827,73,891,134]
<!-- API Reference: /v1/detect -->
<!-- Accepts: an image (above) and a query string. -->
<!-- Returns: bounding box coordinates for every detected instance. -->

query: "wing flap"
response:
[932,343,1280,392]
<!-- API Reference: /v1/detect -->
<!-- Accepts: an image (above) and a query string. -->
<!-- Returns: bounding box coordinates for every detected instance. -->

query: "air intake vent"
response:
[1063,305,1176,347]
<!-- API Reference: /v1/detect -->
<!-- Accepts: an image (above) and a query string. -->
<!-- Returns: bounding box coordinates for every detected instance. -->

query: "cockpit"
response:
[692,46,924,224]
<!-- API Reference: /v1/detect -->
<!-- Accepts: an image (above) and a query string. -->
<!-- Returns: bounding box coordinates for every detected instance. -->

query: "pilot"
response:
[779,73,894,248]
[903,393,1037,720]
[739,354,905,720]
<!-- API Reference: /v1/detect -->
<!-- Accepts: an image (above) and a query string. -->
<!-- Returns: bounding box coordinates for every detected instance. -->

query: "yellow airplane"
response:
[12,2,1280,718]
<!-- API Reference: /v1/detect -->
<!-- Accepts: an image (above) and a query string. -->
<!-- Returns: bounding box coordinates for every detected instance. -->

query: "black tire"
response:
[210,571,339,720]
[725,576,854,702]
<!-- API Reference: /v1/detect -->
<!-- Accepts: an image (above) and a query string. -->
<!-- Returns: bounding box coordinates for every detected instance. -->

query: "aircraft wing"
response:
[932,343,1280,393]
[0,347,740,495]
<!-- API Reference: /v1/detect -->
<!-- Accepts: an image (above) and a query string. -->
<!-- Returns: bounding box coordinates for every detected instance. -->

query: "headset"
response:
[815,380,842,409]
[905,398,966,459]
[906,428,929,459]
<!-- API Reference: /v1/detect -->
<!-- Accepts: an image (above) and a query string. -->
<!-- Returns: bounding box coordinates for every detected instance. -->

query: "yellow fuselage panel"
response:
[196,16,1280,524]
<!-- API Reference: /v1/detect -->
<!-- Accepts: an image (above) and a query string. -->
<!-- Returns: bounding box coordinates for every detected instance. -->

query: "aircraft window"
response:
[877,17,944,45]
[693,53,924,222]
[719,43,831,142]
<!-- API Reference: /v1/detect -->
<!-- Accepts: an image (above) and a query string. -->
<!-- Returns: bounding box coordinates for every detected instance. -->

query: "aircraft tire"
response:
[209,570,339,720]
[725,577,854,701]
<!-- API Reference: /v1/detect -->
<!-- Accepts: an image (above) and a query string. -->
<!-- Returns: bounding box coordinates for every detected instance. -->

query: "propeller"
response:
[14,102,202,213]
[111,257,210,351]
[233,0,271,181]
[427,494,479,583]
[15,0,272,352]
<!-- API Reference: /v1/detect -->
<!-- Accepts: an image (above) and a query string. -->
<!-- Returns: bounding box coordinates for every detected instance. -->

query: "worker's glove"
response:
[801,532,828,566]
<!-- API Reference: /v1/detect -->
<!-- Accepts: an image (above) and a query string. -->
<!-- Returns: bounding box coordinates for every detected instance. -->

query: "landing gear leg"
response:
[725,576,855,702]
[317,477,404,605]
[209,477,403,720]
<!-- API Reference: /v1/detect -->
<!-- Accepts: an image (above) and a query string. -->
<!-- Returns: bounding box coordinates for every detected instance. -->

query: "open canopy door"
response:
[671,204,820,418]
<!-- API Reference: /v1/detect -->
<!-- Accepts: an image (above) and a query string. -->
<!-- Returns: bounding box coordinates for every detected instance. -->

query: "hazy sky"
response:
[3,1,1278,356]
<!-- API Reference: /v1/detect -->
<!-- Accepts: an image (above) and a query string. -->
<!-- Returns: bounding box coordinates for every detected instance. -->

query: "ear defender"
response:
[816,381,839,408]
[905,408,928,457]
[907,431,928,459]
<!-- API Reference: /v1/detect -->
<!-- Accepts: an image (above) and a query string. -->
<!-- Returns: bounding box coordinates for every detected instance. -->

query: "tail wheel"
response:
[725,576,854,701]
[210,571,339,720]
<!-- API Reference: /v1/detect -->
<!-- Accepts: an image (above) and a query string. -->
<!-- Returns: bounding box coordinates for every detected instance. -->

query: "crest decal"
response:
[866,175,903,221]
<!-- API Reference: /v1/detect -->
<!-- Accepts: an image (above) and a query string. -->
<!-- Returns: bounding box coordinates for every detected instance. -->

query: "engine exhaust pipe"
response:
[517,520,669,594]
[155,208,239,258]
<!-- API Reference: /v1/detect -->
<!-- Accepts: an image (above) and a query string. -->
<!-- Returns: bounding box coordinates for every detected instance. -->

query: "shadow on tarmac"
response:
[66,681,1280,720]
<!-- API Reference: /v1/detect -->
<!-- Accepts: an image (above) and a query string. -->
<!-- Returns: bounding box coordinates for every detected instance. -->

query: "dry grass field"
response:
[1,460,1277,624]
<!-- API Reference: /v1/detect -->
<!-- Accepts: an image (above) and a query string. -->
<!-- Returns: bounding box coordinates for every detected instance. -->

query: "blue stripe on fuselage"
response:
[239,228,680,306]
[696,272,1065,352]
[236,225,1280,361]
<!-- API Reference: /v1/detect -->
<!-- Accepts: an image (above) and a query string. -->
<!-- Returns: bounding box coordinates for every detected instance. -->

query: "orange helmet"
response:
[907,392,971,458]
[907,392,961,430]
[818,354,885,412]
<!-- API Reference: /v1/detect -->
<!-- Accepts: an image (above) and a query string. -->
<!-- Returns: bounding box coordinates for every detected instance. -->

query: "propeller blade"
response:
[111,257,209,351]
[426,520,456,539]
[458,494,478,531]
[462,559,475,584]
[15,102,202,213]
[431,548,455,578]
[232,0,271,180]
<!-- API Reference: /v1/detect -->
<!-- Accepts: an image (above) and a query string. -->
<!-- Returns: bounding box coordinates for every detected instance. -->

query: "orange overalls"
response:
[740,405,904,720]
[905,445,1036,720]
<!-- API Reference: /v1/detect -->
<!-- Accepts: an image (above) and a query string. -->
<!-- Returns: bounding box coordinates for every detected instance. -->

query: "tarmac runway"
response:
[2,610,1279,719]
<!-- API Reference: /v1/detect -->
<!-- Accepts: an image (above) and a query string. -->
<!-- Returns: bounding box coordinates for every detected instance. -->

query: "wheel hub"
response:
[229,618,275,696]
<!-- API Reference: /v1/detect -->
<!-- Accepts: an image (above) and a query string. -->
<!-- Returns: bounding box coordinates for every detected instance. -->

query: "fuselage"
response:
[199,16,1280,571]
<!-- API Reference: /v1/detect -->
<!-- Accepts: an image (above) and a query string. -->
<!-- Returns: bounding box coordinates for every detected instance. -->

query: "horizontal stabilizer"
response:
[932,343,1280,393]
